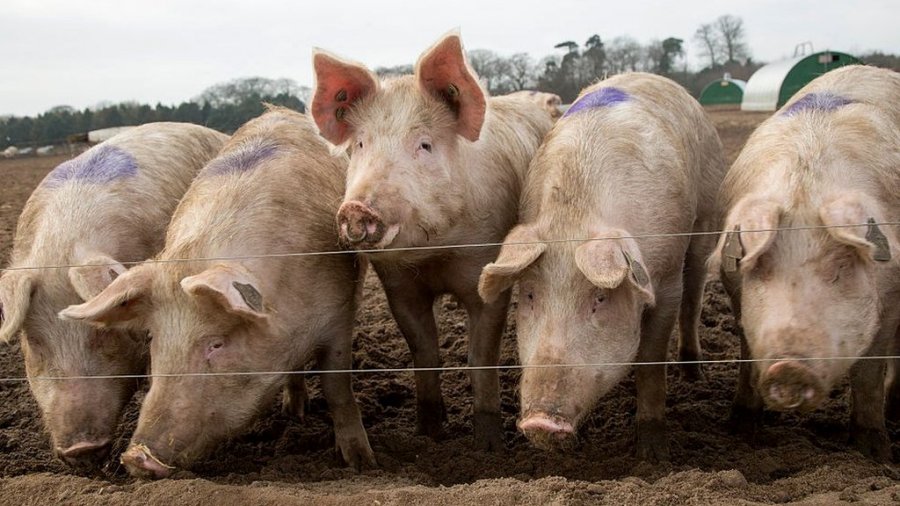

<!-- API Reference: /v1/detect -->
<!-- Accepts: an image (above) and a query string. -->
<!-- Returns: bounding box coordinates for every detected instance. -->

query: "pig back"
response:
[721,65,900,214]
[9,122,227,269]
[523,73,725,235]
[162,109,356,321]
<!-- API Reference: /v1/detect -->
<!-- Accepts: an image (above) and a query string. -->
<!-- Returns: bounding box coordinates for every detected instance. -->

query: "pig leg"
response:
[377,266,446,438]
[722,273,763,435]
[634,287,680,462]
[847,310,897,462]
[461,289,510,452]
[282,375,309,421]
[317,330,376,470]
[677,231,716,382]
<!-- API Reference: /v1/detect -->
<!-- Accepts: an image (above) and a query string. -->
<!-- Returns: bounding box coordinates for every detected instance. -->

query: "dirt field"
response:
[1,111,898,505]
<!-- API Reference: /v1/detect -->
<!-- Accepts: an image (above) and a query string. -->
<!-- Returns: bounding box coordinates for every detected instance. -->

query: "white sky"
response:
[1,0,897,116]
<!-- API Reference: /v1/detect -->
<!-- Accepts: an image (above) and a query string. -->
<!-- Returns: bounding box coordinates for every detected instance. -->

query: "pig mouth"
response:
[121,443,176,479]
[518,412,579,451]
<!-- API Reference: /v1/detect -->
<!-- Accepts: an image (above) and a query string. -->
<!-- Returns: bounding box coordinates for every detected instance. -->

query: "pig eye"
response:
[592,290,608,313]
[356,140,363,149]
[419,142,432,153]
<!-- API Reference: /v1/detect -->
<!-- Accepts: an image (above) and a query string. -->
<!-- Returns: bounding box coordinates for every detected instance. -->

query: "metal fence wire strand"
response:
[1,221,898,273]
[1,220,898,383]
[3,355,900,383]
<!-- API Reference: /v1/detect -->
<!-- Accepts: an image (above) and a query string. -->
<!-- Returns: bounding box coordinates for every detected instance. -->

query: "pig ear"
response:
[479,225,546,303]
[820,194,893,263]
[709,198,781,276]
[311,49,379,146]
[59,266,153,329]
[415,30,487,142]
[575,232,655,305]
[68,251,127,301]
[0,272,35,343]
[181,265,268,323]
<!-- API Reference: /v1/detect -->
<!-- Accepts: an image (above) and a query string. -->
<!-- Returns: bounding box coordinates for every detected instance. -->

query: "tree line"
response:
[1,78,309,149]
[3,14,897,150]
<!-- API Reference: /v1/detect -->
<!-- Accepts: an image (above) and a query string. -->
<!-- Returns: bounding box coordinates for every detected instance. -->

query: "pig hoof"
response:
[415,398,447,440]
[848,426,891,463]
[678,362,706,383]
[634,419,669,462]
[335,436,377,471]
[473,411,505,452]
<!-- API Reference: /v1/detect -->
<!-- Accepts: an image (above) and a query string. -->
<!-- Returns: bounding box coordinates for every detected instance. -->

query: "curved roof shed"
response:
[741,50,860,111]
[699,75,746,106]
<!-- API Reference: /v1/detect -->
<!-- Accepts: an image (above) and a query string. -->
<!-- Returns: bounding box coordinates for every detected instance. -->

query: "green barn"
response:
[741,50,861,111]
[699,74,746,106]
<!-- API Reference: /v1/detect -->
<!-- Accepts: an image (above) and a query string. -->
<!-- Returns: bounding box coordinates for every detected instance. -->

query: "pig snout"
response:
[518,411,577,450]
[121,444,175,479]
[759,360,825,411]
[336,201,399,249]
[54,438,112,470]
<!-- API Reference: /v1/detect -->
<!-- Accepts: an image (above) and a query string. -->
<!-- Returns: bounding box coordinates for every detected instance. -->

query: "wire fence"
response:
[2,221,898,273]
[3,355,900,383]
[1,221,898,383]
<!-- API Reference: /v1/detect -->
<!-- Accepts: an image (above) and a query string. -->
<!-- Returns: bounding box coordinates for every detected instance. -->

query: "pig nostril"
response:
[344,223,368,243]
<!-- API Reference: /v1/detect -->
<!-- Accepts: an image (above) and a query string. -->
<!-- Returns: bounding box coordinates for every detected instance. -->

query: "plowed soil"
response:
[1,111,898,505]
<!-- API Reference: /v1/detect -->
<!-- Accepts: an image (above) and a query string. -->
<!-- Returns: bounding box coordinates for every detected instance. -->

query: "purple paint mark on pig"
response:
[782,92,853,117]
[204,141,278,176]
[43,145,137,188]
[563,87,630,118]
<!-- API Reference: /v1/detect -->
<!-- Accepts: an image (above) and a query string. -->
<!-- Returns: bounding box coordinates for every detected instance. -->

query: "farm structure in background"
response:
[741,50,861,111]
[699,73,746,107]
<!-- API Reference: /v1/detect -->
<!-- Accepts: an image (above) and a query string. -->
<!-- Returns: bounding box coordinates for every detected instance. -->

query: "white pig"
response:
[310,31,553,450]
[479,73,726,460]
[0,123,227,470]
[507,90,563,120]
[61,108,375,478]
[709,65,900,462]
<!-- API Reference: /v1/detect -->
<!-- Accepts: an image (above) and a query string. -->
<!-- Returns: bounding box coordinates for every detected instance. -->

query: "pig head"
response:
[311,31,487,250]
[480,224,655,449]
[712,193,895,412]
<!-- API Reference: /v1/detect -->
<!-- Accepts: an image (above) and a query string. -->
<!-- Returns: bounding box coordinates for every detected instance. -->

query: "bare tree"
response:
[606,36,644,74]
[373,64,413,78]
[507,53,536,91]
[715,15,749,63]
[693,23,720,69]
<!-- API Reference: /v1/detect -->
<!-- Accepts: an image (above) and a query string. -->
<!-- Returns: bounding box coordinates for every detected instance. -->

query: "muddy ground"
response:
[1,111,898,505]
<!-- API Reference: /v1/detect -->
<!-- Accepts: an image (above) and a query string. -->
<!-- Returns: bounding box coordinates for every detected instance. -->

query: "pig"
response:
[708,65,900,462]
[60,108,375,478]
[310,31,553,450]
[0,123,227,471]
[508,90,563,120]
[478,73,727,460]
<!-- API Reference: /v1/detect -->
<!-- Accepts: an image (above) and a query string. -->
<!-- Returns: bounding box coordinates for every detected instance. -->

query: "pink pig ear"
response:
[181,264,268,323]
[575,230,655,305]
[311,49,379,146]
[59,266,153,329]
[68,249,128,301]
[820,193,893,263]
[479,224,546,303]
[708,197,781,277]
[0,271,35,343]
[415,30,487,142]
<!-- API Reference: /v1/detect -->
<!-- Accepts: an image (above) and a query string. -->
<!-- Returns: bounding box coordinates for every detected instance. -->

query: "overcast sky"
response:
[1,0,896,116]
